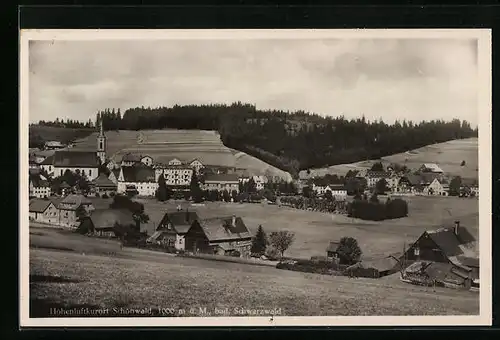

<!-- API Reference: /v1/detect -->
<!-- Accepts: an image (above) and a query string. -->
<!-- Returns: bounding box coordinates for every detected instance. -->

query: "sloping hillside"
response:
[300,138,478,180]
[70,129,293,181]
[29,125,94,147]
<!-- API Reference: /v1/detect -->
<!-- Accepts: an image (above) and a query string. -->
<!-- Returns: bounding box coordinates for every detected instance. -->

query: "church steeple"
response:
[97,119,106,164]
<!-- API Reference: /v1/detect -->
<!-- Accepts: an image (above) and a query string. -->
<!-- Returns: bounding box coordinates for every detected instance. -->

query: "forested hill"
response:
[42,102,477,178]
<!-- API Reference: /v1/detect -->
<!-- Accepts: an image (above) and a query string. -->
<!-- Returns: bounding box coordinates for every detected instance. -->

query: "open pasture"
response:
[71,129,292,180]
[300,138,478,180]
[29,247,478,316]
[89,195,479,261]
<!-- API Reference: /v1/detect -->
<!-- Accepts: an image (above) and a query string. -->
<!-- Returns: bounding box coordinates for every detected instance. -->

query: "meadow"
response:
[300,138,478,180]
[29,244,478,317]
[70,129,293,181]
[89,195,479,260]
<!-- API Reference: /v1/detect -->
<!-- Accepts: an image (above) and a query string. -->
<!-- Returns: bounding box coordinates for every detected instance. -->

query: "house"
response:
[91,173,118,196]
[425,178,450,196]
[202,174,240,193]
[460,178,479,197]
[365,171,391,189]
[29,198,59,224]
[310,178,347,199]
[59,181,71,196]
[148,210,200,250]
[189,159,205,173]
[326,241,340,260]
[167,157,183,166]
[79,209,136,237]
[184,215,252,256]
[395,174,422,194]
[154,164,193,188]
[29,173,51,198]
[419,163,444,174]
[117,164,158,197]
[346,256,400,278]
[140,155,154,167]
[40,155,55,176]
[33,150,56,165]
[240,175,269,191]
[105,159,119,171]
[121,153,142,167]
[57,194,95,228]
[52,151,100,180]
[403,221,478,279]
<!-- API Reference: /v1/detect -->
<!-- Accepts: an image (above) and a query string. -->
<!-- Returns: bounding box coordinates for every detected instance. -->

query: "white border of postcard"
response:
[19,29,492,327]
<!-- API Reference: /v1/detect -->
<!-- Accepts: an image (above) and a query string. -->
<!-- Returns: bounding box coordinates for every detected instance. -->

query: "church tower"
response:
[97,119,107,164]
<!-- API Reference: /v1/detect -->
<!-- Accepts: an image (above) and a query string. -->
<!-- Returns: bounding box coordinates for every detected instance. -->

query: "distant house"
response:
[154,164,193,188]
[189,159,205,173]
[52,151,100,180]
[79,209,136,237]
[365,171,391,189]
[140,155,154,167]
[240,175,268,191]
[419,163,444,174]
[91,173,118,196]
[40,155,55,176]
[167,157,183,166]
[326,241,340,260]
[148,210,200,250]
[184,215,252,256]
[117,164,158,197]
[460,178,479,197]
[396,174,422,194]
[202,174,240,193]
[311,178,347,199]
[425,178,450,196]
[57,194,95,228]
[105,159,119,171]
[29,173,51,198]
[29,198,59,224]
[403,221,478,279]
[346,256,400,278]
[121,153,142,167]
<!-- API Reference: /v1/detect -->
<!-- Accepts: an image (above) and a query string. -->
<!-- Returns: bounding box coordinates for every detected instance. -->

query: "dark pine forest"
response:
[38,102,477,178]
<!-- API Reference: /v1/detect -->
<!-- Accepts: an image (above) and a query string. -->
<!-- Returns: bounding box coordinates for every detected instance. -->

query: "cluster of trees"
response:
[263,180,298,195]
[109,195,150,232]
[95,108,123,131]
[93,102,477,177]
[50,170,90,195]
[347,195,409,221]
[278,195,347,214]
[250,225,295,259]
[36,118,94,129]
[336,237,363,266]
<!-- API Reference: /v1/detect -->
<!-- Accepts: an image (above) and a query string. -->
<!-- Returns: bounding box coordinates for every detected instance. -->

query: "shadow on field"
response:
[30,274,81,284]
[30,244,75,252]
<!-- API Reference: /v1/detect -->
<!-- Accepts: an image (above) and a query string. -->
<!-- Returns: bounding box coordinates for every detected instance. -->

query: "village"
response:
[27,121,480,294]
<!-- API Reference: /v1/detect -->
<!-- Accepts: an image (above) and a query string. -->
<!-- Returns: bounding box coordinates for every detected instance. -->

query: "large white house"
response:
[29,198,59,224]
[425,178,450,196]
[117,165,158,197]
[154,164,193,187]
[52,151,100,180]
[202,174,240,193]
[365,171,392,189]
[29,173,51,198]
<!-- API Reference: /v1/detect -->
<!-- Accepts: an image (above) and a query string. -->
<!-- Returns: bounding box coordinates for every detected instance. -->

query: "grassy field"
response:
[29,242,479,317]
[88,195,478,261]
[69,129,293,181]
[300,138,478,180]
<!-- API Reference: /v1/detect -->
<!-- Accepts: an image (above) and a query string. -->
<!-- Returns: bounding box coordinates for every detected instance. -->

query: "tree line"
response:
[36,118,95,129]
[90,102,476,178]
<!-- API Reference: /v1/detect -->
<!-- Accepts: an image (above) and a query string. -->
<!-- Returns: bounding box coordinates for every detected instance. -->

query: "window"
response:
[89,170,92,177]
[82,169,86,176]
[414,248,420,256]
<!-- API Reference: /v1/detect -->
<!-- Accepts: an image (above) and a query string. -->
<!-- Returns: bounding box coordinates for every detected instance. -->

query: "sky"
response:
[28,38,479,126]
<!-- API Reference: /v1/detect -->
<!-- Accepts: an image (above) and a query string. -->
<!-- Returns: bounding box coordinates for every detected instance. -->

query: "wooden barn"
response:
[184,215,252,257]
[346,256,401,278]
[78,209,136,237]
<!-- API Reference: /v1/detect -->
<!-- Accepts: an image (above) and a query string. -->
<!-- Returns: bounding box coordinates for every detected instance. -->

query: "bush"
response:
[276,258,340,275]
[347,198,408,221]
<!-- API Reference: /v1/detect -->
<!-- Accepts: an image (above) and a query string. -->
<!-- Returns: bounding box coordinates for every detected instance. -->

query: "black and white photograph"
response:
[19,29,491,327]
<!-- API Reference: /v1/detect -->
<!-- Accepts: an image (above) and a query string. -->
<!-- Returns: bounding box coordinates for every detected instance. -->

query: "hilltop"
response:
[299,138,479,180]
[29,125,94,148]
[69,129,294,182]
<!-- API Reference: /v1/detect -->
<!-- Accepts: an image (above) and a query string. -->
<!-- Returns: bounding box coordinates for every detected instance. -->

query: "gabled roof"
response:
[60,181,71,189]
[53,151,99,168]
[58,194,93,210]
[91,209,136,230]
[456,255,479,268]
[366,171,391,178]
[197,216,252,242]
[203,174,239,183]
[92,173,118,188]
[29,198,53,213]
[326,241,340,252]
[40,155,54,165]
[158,211,200,234]
[422,163,444,172]
[121,165,156,183]
[424,226,476,257]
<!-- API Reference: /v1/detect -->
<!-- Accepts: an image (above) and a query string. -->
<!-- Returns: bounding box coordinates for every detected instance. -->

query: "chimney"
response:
[454,221,460,235]
[232,215,236,227]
